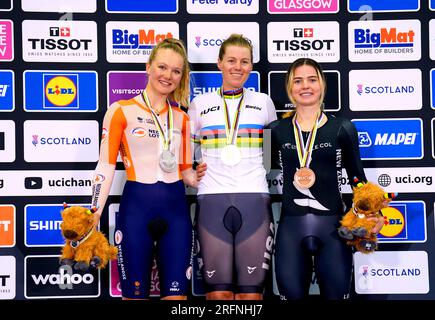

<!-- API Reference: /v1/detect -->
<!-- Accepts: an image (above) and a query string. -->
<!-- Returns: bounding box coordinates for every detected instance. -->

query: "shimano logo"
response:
[29,220,62,231]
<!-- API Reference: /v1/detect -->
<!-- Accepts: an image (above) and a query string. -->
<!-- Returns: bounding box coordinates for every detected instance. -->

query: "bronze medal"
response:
[294,167,316,189]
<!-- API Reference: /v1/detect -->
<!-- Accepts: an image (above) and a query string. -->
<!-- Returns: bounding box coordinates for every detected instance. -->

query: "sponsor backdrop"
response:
[0,0,434,300]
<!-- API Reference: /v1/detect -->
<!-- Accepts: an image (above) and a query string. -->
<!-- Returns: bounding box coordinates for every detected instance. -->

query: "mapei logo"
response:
[348,0,419,12]
[352,118,423,160]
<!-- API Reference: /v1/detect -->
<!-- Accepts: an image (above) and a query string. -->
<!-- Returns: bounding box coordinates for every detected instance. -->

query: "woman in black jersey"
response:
[268,58,384,300]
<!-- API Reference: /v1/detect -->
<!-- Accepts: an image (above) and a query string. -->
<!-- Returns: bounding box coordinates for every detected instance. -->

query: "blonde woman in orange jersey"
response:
[91,38,206,300]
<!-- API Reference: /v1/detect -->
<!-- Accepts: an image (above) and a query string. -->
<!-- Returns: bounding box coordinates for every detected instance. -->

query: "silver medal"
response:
[159,149,177,173]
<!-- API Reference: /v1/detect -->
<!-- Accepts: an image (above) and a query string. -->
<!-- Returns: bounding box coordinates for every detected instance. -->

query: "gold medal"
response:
[294,167,316,189]
[221,144,241,166]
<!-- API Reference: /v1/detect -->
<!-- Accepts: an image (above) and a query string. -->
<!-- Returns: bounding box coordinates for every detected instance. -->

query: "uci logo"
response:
[200,106,220,116]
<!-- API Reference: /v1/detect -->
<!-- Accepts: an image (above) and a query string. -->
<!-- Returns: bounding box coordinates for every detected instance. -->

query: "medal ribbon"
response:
[219,87,245,145]
[292,112,324,168]
[142,90,173,151]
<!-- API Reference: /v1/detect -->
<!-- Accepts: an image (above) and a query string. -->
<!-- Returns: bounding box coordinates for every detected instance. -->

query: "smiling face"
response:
[289,64,324,109]
[146,48,184,98]
[217,45,253,91]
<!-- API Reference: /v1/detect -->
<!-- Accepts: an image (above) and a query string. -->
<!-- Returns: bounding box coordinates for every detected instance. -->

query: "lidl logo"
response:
[106,0,177,13]
[24,71,98,112]
[379,201,426,243]
[190,71,259,101]
[0,70,14,111]
[45,75,77,108]
[348,0,419,12]
[352,118,423,160]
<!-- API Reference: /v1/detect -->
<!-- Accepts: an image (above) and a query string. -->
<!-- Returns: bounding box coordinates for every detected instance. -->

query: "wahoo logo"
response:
[352,118,423,160]
[25,255,99,298]
[132,127,146,137]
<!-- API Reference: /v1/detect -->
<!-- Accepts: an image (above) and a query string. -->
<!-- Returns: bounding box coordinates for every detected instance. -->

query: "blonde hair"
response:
[147,38,190,107]
[218,33,253,62]
[283,58,326,118]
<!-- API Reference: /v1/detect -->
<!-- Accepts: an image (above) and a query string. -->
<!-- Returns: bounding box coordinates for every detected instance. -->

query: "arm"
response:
[91,104,126,225]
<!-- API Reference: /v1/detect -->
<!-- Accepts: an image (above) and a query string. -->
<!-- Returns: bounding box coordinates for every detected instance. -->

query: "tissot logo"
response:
[25,255,99,298]
[25,177,43,189]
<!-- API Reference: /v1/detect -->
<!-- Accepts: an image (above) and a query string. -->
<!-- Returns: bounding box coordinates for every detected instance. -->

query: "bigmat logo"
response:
[22,20,98,63]
[187,22,260,63]
[108,71,147,106]
[267,22,340,63]
[25,204,65,247]
[348,20,421,62]
[352,118,423,160]
[188,0,258,14]
[108,204,161,297]
[106,0,177,13]
[22,0,96,12]
[379,201,426,243]
[0,20,13,61]
[348,0,419,12]
[106,21,178,63]
[0,1,12,11]
[268,0,338,13]
[349,69,422,111]
[0,120,15,162]
[430,20,435,60]
[0,256,15,299]
[23,120,99,162]
[268,70,340,112]
[24,71,98,112]
[354,251,429,294]
[0,70,14,111]
[190,71,260,101]
[25,255,100,299]
[0,205,15,247]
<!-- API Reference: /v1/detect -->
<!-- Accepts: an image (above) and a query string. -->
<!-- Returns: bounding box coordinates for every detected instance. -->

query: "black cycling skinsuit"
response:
[269,114,366,300]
